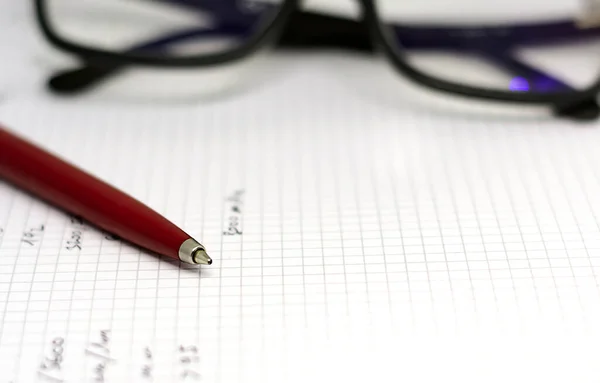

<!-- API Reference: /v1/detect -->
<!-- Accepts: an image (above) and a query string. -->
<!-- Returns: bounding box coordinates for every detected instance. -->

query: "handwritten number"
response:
[179,345,200,380]
[222,227,242,236]
[65,229,83,250]
[223,190,244,236]
[141,346,154,379]
[142,365,152,377]
[179,345,198,353]
[38,337,65,382]
[180,356,200,364]
[38,336,205,380]
[22,225,45,246]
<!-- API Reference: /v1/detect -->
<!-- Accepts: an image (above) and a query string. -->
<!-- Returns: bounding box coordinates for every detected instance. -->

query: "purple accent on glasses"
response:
[478,50,573,92]
[389,21,598,93]
[509,77,530,92]
[110,0,600,93]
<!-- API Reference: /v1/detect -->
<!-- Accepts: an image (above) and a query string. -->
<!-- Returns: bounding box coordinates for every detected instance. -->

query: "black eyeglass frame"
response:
[33,0,600,115]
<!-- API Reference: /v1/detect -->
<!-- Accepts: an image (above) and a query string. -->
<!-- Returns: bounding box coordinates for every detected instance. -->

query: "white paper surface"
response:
[2,1,600,383]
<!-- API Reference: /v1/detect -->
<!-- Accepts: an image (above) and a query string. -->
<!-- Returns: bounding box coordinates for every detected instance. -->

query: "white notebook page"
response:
[2,55,600,382]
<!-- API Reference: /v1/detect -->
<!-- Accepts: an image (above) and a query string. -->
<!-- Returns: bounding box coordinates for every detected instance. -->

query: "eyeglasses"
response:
[34,0,600,120]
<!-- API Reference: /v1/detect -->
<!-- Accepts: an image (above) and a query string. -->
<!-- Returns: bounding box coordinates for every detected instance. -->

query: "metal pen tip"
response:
[193,248,212,265]
[178,238,212,265]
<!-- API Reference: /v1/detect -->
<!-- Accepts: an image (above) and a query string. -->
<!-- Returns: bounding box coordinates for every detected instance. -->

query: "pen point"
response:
[178,238,212,265]
[193,248,212,265]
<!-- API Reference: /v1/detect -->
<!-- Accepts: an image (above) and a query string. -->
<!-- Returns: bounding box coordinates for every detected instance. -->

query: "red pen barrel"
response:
[0,126,190,261]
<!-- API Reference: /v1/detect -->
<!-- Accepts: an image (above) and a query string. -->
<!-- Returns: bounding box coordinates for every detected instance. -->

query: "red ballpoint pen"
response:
[0,125,212,265]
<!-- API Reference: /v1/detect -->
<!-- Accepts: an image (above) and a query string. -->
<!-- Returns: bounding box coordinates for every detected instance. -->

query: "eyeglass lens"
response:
[377,1,600,94]
[45,0,285,58]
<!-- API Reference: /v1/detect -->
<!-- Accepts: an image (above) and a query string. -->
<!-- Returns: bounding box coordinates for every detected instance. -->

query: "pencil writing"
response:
[85,330,114,382]
[22,225,45,247]
[178,345,201,380]
[65,215,87,250]
[38,337,65,382]
[32,335,203,382]
[141,346,153,380]
[223,189,244,236]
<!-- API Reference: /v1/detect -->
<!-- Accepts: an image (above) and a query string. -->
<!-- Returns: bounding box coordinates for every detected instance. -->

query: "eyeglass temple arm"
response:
[46,0,263,93]
[480,52,599,119]
[48,9,600,94]
[48,26,248,93]
[48,9,375,94]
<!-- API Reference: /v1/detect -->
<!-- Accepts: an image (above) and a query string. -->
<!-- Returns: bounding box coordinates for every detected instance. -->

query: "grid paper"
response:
[3,52,600,382]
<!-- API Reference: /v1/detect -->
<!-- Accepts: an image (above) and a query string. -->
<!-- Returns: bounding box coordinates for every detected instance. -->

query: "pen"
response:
[0,126,212,265]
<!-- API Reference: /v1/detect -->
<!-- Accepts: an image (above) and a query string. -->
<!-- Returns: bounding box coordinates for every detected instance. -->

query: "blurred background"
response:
[3,0,600,114]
